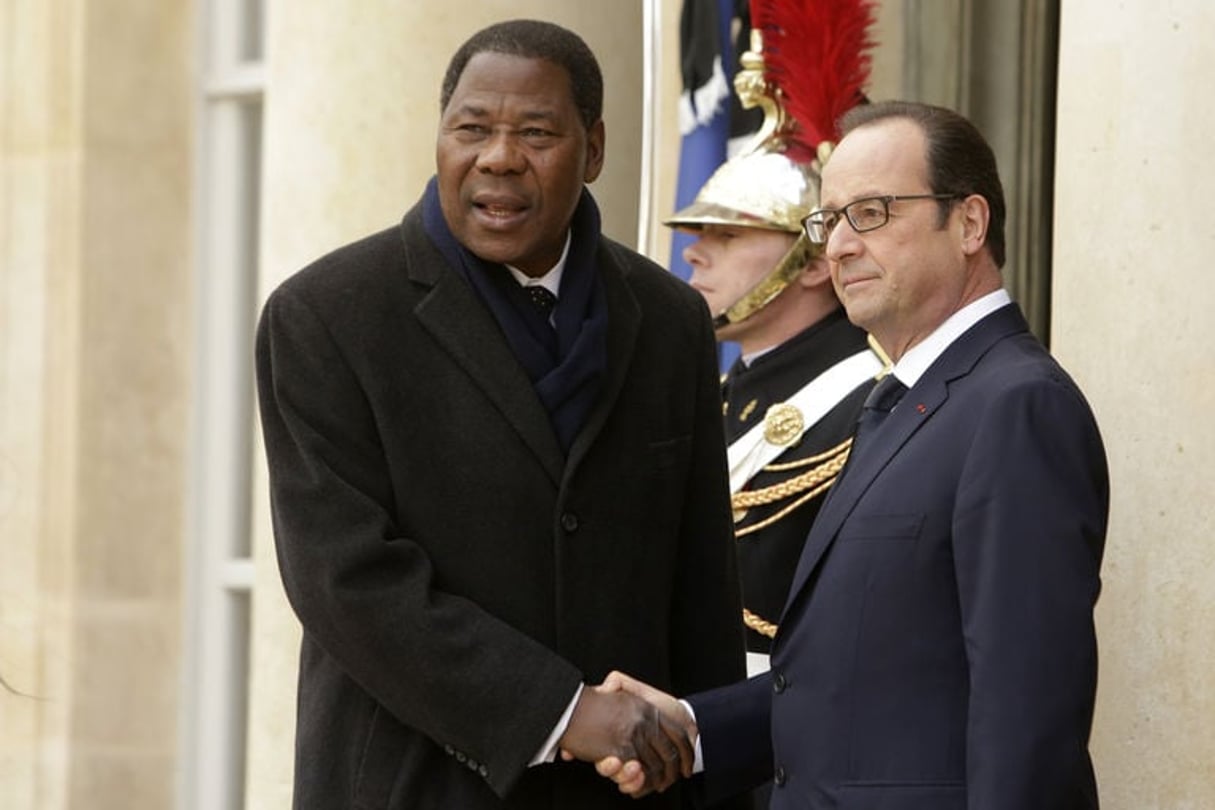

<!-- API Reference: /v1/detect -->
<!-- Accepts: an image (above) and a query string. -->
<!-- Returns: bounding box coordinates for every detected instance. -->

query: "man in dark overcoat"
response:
[255,19,747,810]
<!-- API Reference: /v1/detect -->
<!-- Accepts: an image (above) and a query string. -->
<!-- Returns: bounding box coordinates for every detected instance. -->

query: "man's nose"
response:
[682,239,706,268]
[476,132,526,173]
[825,219,861,262]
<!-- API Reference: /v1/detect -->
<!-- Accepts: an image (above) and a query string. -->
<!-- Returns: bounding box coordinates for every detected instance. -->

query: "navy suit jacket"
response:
[691,304,1108,810]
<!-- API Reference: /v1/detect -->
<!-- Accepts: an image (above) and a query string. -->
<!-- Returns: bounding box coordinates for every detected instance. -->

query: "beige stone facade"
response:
[1054,4,1215,806]
[1,1,1211,808]
[2,0,192,807]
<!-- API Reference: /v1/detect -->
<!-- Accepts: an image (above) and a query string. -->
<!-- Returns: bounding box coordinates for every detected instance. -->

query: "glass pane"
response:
[240,0,265,63]
[224,589,252,807]
[230,98,262,560]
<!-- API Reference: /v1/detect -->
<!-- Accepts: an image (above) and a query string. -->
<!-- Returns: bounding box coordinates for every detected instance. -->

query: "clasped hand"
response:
[559,671,694,797]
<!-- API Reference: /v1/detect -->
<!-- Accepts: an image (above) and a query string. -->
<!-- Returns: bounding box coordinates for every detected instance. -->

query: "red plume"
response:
[751,0,877,160]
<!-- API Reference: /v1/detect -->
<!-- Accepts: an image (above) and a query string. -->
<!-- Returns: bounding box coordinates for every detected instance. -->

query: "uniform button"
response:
[773,672,787,693]
[774,766,787,786]
[560,512,579,532]
[455,752,467,763]
[444,744,454,756]
[478,765,489,778]
[466,759,479,771]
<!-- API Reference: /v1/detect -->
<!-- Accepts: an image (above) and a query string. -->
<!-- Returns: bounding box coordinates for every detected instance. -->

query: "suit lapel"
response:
[778,305,1031,628]
[402,212,565,485]
[781,377,945,610]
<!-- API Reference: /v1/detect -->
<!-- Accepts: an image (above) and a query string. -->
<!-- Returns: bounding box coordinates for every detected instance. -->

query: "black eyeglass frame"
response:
[801,193,960,244]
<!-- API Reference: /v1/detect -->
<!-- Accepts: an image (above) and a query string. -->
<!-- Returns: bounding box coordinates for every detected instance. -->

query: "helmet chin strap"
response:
[713,233,820,330]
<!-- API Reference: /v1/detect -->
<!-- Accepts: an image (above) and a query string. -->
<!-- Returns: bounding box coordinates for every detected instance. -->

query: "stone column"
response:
[1055,3,1215,807]
[0,0,193,808]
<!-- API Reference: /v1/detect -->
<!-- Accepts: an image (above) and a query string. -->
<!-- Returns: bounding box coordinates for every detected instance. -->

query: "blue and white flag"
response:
[671,0,744,283]
[671,0,759,369]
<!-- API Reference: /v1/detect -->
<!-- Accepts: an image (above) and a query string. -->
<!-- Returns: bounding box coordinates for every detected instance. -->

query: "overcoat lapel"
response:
[778,305,1031,629]
[401,212,566,485]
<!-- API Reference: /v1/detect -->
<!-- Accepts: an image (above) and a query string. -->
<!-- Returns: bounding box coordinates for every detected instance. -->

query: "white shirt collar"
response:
[504,231,571,296]
[739,344,779,368]
[890,289,1013,388]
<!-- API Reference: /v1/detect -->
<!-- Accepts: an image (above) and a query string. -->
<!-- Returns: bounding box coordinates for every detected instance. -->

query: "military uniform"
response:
[723,309,880,663]
[664,0,882,685]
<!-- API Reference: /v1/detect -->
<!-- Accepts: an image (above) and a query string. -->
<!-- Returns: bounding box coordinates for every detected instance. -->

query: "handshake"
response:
[557,671,693,797]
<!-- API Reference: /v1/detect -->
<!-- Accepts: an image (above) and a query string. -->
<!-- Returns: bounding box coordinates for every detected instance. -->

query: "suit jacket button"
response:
[774,766,787,787]
[773,672,787,693]
[560,512,579,532]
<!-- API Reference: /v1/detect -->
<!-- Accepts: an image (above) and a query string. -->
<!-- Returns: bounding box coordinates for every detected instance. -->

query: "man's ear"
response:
[584,120,605,184]
[797,255,833,289]
[958,194,990,257]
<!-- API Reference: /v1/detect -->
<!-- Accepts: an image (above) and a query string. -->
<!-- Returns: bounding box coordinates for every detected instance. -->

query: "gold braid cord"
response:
[732,437,852,538]
[743,608,779,639]
[761,435,852,472]
[734,437,854,637]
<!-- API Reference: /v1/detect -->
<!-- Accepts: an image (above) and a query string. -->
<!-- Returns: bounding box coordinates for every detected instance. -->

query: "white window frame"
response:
[180,1,265,808]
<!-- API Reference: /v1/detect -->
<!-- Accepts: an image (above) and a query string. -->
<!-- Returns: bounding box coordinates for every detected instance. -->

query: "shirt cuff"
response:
[530,683,584,766]
[680,699,704,774]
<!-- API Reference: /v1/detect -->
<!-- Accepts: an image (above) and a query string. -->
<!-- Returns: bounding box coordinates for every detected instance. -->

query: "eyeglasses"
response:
[801,194,959,244]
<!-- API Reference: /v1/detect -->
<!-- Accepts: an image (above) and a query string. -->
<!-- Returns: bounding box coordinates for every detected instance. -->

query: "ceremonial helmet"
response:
[666,0,877,328]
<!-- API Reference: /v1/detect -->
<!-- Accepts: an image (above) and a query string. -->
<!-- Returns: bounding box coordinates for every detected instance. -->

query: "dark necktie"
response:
[830,373,907,493]
[524,285,557,317]
[852,373,908,454]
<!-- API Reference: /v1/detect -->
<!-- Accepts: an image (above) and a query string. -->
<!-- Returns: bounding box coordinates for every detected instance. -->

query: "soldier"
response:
[667,2,885,677]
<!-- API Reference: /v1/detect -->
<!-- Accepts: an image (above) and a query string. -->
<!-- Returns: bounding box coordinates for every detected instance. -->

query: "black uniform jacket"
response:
[723,311,875,652]
[256,202,747,810]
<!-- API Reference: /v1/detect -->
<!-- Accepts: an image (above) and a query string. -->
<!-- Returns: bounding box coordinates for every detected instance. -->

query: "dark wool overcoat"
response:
[256,202,748,810]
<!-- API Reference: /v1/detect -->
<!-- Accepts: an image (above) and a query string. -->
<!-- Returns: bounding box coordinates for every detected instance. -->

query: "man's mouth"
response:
[478,203,523,218]
[471,194,529,229]
[839,272,879,291]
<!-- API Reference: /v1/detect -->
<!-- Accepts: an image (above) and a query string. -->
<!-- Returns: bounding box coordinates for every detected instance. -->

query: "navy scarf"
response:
[421,177,609,452]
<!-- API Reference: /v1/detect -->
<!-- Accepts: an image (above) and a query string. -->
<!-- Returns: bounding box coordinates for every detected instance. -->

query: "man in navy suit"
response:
[594,100,1109,810]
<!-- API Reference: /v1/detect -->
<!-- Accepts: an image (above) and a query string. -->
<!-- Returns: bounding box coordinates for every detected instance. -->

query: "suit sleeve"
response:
[953,373,1108,809]
[255,284,581,798]
[688,673,774,804]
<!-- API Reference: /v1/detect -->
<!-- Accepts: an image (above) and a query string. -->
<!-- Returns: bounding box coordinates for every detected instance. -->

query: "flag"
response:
[671,0,760,369]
